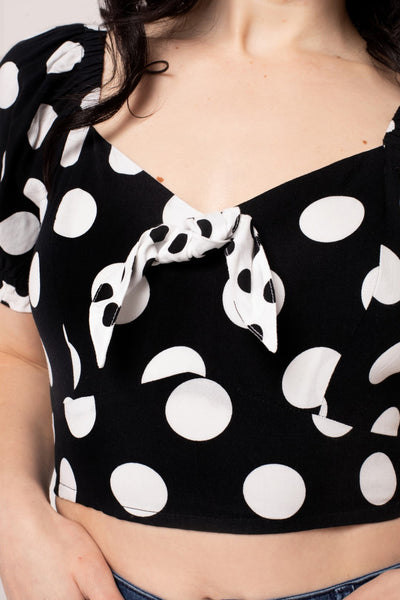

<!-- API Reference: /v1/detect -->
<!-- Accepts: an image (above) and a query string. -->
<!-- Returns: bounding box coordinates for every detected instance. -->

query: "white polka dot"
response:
[243,464,306,519]
[141,346,206,383]
[282,347,341,409]
[318,398,328,417]
[165,377,232,441]
[222,268,285,329]
[372,246,400,305]
[361,266,380,309]
[359,452,397,505]
[23,178,48,223]
[0,281,30,312]
[108,145,143,175]
[0,61,19,108]
[386,120,395,133]
[0,151,6,182]
[162,195,202,227]
[28,251,40,308]
[58,457,77,502]
[63,395,96,438]
[369,341,400,384]
[110,462,168,517]
[27,103,58,149]
[311,414,353,437]
[81,87,100,110]
[60,126,90,168]
[53,188,97,237]
[371,407,400,437]
[299,196,365,242]
[0,211,40,255]
[46,41,84,74]
[41,339,53,387]
[62,325,81,389]
[116,271,150,324]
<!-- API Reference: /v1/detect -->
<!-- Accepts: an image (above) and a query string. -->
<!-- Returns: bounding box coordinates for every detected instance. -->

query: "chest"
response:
[93,42,400,213]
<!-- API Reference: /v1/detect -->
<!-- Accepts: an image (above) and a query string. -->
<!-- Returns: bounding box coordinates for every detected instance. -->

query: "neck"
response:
[163,0,367,61]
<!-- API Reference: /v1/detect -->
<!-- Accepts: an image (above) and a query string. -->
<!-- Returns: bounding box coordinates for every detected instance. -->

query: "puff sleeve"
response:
[0,23,101,312]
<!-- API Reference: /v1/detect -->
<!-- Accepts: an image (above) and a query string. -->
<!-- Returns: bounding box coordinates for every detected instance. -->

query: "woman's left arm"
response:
[346,568,400,598]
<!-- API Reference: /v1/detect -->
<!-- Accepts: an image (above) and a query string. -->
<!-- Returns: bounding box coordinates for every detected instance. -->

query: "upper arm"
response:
[0,24,88,370]
[0,303,47,370]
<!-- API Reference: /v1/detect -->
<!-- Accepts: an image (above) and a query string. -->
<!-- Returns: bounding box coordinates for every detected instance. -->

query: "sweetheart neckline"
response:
[88,25,398,215]
[89,124,386,215]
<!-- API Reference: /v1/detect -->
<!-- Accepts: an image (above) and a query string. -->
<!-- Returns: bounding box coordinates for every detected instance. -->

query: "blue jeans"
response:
[111,560,400,600]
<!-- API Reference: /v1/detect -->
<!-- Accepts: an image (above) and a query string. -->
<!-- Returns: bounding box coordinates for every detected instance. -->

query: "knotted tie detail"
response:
[89,206,278,369]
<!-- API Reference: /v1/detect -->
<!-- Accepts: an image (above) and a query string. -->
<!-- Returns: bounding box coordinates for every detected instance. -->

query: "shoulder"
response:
[0,22,107,117]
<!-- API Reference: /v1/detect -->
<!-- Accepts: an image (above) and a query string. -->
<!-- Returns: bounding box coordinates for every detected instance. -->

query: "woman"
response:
[1,0,400,599]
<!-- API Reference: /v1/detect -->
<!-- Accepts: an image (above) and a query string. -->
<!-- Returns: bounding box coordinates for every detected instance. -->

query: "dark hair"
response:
[42,0,400,193]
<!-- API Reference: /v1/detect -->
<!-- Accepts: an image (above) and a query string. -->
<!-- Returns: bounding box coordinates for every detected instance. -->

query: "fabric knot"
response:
[89,206,278,369]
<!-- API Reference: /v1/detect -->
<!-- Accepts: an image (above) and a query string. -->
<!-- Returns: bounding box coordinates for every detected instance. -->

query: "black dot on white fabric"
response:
[150,224,169,242]
[46,40,85,74]
[58,457,77,502]
[144,257,156,270]
[243,463,306,519]
[224,239,235,255]
[359,452,397,505]
[0,61,19,109]
[197,218,212,238]
[237,268,251,293]
[94,283,114,302]
[263,279,275,303]
[249,323,263,339]
[168,233,188,254]
[103,302,120,327]
[63,394,96,438]
[110,462,168,516]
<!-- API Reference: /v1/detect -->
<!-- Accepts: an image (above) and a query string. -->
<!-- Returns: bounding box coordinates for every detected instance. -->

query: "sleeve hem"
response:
[0,281,32,312]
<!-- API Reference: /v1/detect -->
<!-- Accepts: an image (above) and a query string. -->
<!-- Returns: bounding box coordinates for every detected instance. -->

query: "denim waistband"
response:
[111,559,400,600]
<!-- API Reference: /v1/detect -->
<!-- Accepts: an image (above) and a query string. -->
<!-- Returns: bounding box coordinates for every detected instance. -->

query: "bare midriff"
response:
[55,497,400,600]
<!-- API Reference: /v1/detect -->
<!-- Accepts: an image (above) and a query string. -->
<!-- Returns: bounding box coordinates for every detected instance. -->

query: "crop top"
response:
[2,22,400,535]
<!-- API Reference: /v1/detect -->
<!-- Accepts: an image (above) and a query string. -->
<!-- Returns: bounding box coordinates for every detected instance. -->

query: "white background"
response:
[1,0,101,56]
[0,3,101,597]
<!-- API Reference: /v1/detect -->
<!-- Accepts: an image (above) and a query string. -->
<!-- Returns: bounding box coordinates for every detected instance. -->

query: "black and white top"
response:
[2,22,400,534]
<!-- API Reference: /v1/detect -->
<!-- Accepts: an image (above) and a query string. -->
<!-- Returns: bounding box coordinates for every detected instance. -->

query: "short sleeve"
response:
[0,23,104,312]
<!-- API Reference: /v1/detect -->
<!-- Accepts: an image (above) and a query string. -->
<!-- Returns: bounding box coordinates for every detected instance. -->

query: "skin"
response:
[2,1,400,599]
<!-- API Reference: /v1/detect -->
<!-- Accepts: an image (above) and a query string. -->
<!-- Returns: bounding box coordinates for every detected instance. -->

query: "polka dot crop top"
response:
[2,22,400,535]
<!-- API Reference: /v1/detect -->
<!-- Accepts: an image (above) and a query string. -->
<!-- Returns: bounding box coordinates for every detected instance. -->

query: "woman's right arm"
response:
[0,304,124,600]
